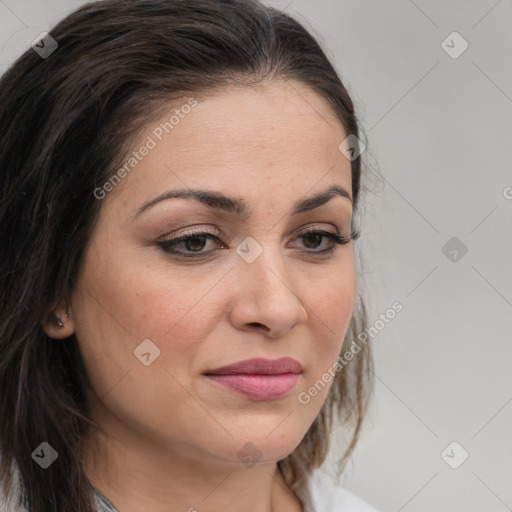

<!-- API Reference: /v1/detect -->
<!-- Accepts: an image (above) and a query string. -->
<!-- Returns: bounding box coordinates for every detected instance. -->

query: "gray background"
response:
[1,1,511,511]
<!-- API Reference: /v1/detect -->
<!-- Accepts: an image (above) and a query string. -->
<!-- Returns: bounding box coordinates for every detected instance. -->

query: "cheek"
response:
[75,239,355,382]
[305,259,356,346]
[71,233,357,454]
[298,260,356,402]
[71,243,230,386]
[71,257,226,445]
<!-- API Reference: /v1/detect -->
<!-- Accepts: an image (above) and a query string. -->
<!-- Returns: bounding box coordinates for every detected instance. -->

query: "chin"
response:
[214,425,307,467]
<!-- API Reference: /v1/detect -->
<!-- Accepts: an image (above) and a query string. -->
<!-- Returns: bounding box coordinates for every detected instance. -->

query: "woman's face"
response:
[66,79,356,467]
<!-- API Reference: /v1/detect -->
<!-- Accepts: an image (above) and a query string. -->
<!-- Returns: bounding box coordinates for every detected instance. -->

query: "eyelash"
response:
[157,226,360,259]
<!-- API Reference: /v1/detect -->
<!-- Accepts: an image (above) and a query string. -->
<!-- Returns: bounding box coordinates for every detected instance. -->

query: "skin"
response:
[43,79,356,512]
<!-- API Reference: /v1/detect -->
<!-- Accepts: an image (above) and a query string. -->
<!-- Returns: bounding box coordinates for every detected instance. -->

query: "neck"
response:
[83,409,302,512]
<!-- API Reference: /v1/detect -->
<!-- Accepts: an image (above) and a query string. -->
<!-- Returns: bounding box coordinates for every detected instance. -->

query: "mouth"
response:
[203,357,303,401]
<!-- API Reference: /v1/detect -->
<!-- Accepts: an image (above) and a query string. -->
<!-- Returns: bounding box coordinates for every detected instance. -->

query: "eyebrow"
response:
[133,184,352,220]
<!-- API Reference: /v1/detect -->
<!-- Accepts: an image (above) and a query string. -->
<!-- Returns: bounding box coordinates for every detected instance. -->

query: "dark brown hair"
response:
[0,1,374,510]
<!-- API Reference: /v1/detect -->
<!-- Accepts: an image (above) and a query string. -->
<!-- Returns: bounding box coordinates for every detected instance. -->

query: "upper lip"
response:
[204,357,303,375]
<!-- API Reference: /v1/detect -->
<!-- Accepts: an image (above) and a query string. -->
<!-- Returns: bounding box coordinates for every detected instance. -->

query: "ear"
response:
[41,306,75,339]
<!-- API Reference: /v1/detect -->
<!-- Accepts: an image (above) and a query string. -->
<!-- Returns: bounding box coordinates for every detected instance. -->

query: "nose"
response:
[227,244,308,338]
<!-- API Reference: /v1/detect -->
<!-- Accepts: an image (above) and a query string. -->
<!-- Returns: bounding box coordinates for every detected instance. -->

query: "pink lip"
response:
[204,357,303,401]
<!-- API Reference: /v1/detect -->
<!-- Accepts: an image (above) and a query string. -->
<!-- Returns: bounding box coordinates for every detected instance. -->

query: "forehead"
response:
[169,80,347,159]
[108,80,352,215]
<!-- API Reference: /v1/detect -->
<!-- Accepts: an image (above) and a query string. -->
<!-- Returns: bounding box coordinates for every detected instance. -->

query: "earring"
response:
[54,313,69,327]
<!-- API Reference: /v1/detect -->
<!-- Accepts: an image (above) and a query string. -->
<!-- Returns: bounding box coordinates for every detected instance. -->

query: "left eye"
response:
[158,229,351,258]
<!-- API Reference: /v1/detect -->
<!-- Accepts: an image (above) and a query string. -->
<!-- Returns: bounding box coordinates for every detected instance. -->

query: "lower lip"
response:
[205,373,301,400]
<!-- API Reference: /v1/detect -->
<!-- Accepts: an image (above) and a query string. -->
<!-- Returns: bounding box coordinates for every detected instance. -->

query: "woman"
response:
[0,0,377,511]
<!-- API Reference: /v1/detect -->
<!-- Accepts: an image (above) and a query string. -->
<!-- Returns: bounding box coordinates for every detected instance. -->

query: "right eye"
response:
[157,230,226,258]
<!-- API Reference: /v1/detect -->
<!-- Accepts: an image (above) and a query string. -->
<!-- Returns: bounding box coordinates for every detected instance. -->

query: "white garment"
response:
[1,464,379,512]
[308,467,379,512]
